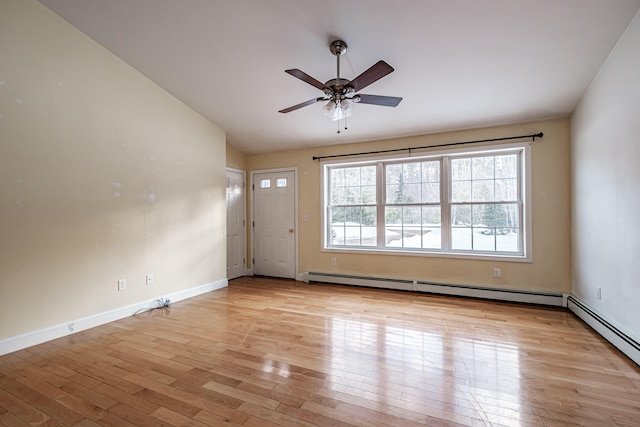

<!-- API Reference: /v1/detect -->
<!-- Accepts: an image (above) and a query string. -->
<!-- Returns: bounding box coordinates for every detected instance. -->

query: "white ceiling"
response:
[39,0,640,154]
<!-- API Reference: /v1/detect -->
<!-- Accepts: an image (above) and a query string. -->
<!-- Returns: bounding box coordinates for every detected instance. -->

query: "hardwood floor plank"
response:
[0,388,58,426]
[241,415,284,427]
[72,373,161,416]
[1,276,639,426]
[237,401,318,427]
[235,381,306,408]
[150,407,211,427]
[71,420,102,427]
[108,402,172,427]
[3,377,85,425]
[0,412,32,427]
[202,381,280,411]
[299,400,395,427]
[191,408,249,426]
[60,381,118,411]
[275,402,360,427]
[134,388,201,418]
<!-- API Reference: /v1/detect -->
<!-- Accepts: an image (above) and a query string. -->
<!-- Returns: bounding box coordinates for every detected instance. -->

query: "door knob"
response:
[289,228,294,233]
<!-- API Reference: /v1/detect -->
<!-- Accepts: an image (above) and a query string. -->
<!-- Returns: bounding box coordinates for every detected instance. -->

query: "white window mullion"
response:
[441,156,452,251]
[377,161,385,249]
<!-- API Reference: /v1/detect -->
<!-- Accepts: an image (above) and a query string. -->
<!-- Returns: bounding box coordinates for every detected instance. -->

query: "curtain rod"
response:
[312,132,543,161]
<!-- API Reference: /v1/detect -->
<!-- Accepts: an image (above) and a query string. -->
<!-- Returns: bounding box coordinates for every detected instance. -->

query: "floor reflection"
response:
[328,317,523,426]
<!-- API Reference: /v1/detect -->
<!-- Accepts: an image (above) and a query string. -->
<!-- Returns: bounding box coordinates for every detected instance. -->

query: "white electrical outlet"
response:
[331,258,337,266]
[493,268,501,278]
[118,279,126,291]
[146,274,154,285]
[597,287,602,300]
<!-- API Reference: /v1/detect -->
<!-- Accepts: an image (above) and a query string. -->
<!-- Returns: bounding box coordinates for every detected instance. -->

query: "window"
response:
[260,179,271,188]
[329,165,377,246]
[323,142,530,259]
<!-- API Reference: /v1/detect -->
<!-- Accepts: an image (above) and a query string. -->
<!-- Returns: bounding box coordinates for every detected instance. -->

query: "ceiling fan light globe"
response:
[340,99,352,115]
[327,100,352,121]
[323,100,337,117]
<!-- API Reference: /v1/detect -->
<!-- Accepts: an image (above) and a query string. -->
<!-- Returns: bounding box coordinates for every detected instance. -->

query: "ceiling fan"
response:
[279,40,402,131]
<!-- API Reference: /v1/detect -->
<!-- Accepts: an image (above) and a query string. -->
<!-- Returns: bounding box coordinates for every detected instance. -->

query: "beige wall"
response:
[248,119,571,292]
[571,12,640,340]
[226,141,247,171]
[0,0,226,339]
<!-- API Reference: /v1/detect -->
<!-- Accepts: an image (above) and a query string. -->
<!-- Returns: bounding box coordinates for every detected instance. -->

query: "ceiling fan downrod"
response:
[330,40,347,80]
[329,40,351,133]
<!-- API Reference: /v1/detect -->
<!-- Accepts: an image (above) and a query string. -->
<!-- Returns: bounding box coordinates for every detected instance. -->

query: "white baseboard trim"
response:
[567,296,640,366]
[304,272,565,306]
[0,279,228,356]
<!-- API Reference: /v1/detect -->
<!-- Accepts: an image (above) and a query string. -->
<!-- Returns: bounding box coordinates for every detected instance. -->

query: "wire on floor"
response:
[134,298,172,316]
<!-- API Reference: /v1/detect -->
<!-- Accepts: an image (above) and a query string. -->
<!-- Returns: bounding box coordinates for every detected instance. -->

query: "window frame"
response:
[321,141,532,262]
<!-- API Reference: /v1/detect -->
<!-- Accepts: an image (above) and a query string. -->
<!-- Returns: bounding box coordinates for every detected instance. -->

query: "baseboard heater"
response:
[567,295,640,366]
[304,272,565,307]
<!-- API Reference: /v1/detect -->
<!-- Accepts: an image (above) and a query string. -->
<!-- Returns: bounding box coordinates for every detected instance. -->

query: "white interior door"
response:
[226,169,245,280]
[253,170,295,278]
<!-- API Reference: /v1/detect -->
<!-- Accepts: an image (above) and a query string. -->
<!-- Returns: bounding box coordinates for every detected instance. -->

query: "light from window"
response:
[450,155,520,252]
[276,178,288,188]
[329,165,377,247]
[260,179,271,189]
[385,160,441,249]
[323,143,529,259]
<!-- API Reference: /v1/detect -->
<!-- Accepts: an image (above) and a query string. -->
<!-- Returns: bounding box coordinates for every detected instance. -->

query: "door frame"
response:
[249,167,299,280]
[226,167,247,279]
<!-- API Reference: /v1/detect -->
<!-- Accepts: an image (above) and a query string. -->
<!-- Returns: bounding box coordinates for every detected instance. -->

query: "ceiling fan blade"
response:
[285,69,328,91]
[355,94,402,107]
[278,97,323,113]
[348,60,395,92]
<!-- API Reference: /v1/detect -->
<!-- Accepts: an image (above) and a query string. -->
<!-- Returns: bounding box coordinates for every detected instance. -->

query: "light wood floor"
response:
[1,277,639,426]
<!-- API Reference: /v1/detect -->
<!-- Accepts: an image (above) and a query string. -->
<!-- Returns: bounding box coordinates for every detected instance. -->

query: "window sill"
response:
[322,246,532,263]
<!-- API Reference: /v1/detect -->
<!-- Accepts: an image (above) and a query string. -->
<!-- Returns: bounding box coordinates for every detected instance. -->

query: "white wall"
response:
[571,11,640,342]
[0,0,227,343]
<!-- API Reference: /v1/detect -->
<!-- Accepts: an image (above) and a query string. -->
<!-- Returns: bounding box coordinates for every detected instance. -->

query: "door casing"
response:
[226,168,246,280]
